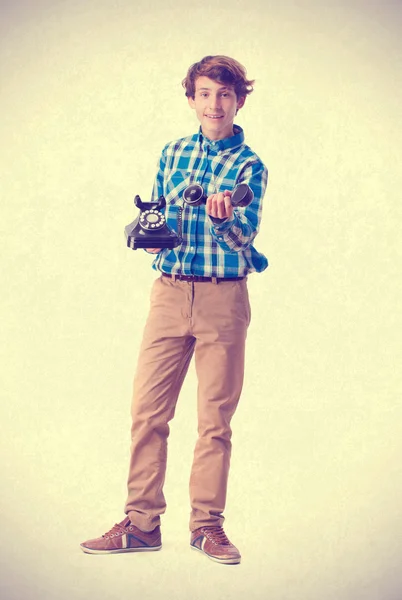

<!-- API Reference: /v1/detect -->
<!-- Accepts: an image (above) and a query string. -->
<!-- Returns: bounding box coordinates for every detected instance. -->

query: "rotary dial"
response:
[139,209,166,230]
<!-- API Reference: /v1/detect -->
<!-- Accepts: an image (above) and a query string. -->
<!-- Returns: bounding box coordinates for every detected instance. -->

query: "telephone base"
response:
[125,220,182,250]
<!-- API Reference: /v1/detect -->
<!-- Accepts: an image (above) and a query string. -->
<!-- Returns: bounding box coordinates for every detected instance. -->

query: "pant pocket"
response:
[235,280,251,325]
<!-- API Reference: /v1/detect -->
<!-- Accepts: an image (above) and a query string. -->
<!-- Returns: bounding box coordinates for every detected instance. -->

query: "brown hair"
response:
[182,55,255,99]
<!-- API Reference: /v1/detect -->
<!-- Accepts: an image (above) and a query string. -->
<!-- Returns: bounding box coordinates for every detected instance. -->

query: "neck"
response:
[202,125,234,141]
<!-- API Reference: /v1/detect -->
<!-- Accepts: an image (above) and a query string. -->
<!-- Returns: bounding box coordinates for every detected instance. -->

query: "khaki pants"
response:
[124,275,251,532]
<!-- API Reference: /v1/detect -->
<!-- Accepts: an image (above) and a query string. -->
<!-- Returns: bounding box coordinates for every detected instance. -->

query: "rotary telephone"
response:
[124,183,254,250]
[124,195,181,250]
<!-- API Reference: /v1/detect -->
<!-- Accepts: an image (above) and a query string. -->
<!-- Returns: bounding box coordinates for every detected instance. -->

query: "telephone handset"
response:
[124,183,254,250]
[183,182,254,208]
[124,195,181,250]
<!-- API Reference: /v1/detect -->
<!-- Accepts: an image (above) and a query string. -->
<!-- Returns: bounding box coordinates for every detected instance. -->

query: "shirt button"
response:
[192,214,196,219]
[190,246,195,251]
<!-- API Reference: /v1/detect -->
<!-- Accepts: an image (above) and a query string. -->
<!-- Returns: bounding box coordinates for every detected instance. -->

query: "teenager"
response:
[80,55,268,565]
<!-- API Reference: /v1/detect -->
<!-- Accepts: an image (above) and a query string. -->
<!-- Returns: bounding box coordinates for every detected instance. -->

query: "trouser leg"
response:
[124,276,194,531]
[188,279,251,531]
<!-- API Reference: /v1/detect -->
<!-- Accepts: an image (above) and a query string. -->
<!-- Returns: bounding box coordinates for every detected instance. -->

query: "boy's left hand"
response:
[206,190,234,220]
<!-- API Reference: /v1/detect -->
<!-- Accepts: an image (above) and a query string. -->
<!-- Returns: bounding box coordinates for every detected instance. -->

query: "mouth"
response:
[205,115,224,119]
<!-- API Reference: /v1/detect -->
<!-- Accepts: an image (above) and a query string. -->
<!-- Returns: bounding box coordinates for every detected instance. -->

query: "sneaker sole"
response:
[80,544,162,555]
[190,544,241,565]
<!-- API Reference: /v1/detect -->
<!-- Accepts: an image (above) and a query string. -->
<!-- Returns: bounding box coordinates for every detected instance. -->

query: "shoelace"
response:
[202,527,231,546]
[103,521,129,538]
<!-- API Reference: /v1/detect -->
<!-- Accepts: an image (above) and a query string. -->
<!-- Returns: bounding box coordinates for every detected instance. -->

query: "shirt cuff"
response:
[209,215,235,232]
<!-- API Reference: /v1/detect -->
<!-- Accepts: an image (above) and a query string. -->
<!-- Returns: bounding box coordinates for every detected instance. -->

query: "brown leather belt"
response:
[161,273,245,283]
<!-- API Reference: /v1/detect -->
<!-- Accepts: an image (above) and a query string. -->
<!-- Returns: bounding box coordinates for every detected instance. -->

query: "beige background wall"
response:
[1,1,401,599]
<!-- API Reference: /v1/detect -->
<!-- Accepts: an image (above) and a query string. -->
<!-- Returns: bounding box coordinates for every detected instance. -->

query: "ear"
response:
[188,96,196,109]
[236,96,246,111]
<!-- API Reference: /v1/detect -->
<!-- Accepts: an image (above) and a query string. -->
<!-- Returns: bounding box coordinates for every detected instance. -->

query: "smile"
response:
[206,115,223,119]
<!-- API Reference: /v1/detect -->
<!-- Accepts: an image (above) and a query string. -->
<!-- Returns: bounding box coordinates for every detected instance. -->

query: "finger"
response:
[224,194,233,218]
[206,194,214,215]
[217,192,226,219]
[208,194,221,217]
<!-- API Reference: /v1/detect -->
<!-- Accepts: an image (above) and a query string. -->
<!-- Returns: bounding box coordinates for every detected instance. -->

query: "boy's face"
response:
[188,76,245,141]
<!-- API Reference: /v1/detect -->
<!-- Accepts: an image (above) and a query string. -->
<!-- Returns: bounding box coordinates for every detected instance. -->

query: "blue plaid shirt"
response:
[149,125,268,278]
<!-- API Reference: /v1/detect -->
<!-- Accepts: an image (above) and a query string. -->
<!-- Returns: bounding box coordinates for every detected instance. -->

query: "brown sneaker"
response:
[190,526,241,565]
[80,517,162,554]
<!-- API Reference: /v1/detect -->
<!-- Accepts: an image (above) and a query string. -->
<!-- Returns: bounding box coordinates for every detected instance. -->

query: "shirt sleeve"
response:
[151,145,168,201]
[144,146,168,254]
[209,159,268,252]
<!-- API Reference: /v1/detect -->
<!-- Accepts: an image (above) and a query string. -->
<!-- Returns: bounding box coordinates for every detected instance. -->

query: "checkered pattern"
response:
[148,125,268,278]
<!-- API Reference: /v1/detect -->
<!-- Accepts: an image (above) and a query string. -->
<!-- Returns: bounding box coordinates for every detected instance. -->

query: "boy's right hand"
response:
[145,248,162,253]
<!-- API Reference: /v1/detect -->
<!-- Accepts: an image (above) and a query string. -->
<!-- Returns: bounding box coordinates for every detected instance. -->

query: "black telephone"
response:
[124,195,181,250]
[124,183,254,250]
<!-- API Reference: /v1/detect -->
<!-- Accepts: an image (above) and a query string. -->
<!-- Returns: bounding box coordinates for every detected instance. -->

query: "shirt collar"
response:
[197,124,245,152]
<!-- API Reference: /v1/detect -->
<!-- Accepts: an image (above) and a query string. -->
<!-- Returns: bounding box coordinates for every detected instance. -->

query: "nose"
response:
[209,94,221,110]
